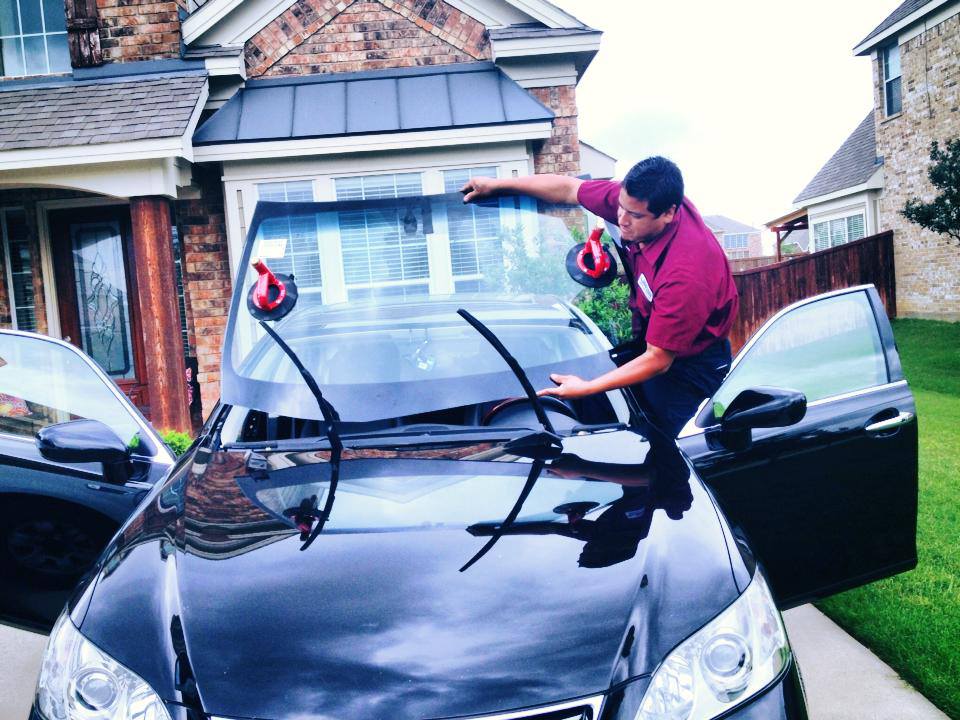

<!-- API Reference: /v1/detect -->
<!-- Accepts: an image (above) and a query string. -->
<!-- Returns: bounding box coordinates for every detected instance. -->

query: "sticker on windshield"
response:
[257,238,288,259]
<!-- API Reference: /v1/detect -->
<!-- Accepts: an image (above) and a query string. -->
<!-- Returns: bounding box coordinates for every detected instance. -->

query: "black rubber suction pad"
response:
[565,244,618,288]
[247,273,299,321]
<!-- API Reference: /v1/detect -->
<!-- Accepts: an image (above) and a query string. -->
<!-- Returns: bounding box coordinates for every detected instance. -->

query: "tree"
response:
[901,138,960,245]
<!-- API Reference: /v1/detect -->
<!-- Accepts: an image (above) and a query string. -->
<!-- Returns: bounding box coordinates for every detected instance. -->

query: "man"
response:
[461,156,738,437]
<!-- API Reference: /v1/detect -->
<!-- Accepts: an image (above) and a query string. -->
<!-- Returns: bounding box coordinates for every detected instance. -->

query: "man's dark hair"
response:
[623,156,684,216]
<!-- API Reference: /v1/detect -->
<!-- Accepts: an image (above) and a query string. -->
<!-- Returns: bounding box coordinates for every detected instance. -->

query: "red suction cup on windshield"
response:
[247,257,299,321]
[566,227,618,289]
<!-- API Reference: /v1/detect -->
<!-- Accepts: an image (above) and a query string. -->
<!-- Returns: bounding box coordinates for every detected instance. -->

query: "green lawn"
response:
[816,319,960,718]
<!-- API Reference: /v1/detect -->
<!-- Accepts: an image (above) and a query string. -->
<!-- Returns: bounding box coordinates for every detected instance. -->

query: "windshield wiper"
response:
[257,319,341,551]
[456,309,562,458]
[459,458,546,572]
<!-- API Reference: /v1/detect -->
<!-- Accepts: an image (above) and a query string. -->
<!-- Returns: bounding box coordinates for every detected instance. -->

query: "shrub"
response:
[159,429,193,457]
[575,278,633,344]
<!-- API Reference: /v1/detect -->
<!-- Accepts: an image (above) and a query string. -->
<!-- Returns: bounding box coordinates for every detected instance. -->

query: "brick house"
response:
[702,215,764,260]
[786,0,960,319]
[0,0,602,430]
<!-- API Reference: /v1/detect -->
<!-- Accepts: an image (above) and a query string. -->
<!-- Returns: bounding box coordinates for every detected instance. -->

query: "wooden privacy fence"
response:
[729,230,896,353]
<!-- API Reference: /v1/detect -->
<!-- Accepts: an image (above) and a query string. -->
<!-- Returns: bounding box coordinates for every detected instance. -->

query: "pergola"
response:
[766,207,809,263]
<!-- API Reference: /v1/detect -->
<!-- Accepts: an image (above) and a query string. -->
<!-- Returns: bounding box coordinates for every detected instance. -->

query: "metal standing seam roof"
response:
[794,112,881,204]
[855,0,933,51]
[192,62,554,145]
[0,71,207,151]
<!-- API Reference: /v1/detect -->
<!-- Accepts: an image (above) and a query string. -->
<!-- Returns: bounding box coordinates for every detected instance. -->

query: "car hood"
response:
[76,430,742,720]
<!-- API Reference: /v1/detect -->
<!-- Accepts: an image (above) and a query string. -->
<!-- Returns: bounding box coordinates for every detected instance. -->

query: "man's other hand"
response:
[460,176,500,203]
[538,373,595,399]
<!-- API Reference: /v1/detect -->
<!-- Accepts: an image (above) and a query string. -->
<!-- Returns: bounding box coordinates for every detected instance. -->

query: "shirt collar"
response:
[633,208,682,268]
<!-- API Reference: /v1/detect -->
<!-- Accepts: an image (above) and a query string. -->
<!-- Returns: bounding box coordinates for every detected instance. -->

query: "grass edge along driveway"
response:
[816,319,960,719]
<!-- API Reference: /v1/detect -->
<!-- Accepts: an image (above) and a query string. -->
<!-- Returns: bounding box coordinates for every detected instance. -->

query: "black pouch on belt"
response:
[609,336,647,367]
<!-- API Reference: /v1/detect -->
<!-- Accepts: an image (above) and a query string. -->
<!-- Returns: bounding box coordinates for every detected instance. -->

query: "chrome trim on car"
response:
[865,410,915,433]
[0,329,174,464]
[210,696,606,720]
[677,380,911,439]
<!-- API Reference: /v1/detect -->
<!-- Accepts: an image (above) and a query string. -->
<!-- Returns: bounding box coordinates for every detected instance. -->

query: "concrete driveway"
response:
[1,606,950,720]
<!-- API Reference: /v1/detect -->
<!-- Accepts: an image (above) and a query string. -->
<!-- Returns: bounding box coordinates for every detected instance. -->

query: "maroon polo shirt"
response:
[578,179,739,358]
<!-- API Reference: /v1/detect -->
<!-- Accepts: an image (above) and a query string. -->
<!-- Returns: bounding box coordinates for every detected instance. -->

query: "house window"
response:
[882,43,902,116]
[257,181,324,306]
[723,233,749,250]
[333,173,428,301]
[0,0,70,77]
[257,180,315,203]
[813,214,866,251]
[442,167,501,293]
[1,208,37,331]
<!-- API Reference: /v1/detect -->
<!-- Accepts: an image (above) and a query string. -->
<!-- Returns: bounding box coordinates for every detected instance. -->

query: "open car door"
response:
[0,330,174,630]
[677,286,917,609]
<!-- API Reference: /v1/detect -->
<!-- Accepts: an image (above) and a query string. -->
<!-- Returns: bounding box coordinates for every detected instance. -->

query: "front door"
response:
[678,286,918,609]
[48,206,150,415]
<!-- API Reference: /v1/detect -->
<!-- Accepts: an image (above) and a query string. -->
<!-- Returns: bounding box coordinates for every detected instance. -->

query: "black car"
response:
[0,329,173,628]
[24,193,917,720]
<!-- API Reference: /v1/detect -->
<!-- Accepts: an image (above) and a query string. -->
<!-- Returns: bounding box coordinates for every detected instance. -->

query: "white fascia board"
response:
[183,0,298,46]
[220,141,531,181]
[204,53,246,78]
[492,31,602,60]
[496,56,577,87]
[0,137,188,172]
[192,122,553,162]
[181,81,210,160]
[794,168,884,208]
[853,0,957,54]
[0,158,183,198]
[503,0,580,28]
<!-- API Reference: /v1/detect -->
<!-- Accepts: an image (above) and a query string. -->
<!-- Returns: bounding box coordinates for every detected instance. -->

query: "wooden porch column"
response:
[129,197,191,433]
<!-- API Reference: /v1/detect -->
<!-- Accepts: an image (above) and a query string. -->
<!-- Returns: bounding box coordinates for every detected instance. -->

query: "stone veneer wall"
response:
[96,0,183,63]
[245,0,491,77]
[174,165,232,414]
[873,12,960,320]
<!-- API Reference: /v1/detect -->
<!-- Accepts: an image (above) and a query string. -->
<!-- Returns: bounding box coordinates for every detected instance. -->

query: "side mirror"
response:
[36,419,132,484]
[720,387,807,431]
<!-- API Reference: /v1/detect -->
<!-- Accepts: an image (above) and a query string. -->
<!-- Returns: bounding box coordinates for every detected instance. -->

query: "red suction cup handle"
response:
[251,258,287,311]
[577,227,610,279]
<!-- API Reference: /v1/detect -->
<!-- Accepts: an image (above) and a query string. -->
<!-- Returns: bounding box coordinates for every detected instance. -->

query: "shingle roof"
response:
[193,62,553,145]
[703,215,759,234]
[489,22,597,40]
[855,0,932,51]
[183,44,244,59]
[0,72,207,151]
[794,112,880,204]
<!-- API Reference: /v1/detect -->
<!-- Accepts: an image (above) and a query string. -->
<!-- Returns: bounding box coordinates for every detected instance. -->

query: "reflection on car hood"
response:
[77,431,742,720]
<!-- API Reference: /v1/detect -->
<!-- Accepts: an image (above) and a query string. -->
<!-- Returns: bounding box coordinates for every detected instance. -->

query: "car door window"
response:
[0,333,143,447]
[711,291,889,419]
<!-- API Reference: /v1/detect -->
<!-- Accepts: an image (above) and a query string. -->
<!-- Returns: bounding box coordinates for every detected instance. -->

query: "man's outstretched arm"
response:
[537,344,676,399]
[461,174,583,205]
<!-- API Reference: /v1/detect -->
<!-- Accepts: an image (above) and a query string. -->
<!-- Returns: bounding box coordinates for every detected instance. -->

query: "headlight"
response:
[36,612,171,720]
[636,571,790,720]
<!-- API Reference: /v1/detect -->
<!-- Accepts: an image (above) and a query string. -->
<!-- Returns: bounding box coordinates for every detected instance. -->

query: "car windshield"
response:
[222,192,622,429]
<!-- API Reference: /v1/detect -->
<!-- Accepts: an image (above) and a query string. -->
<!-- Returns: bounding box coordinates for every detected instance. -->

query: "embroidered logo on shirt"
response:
[638,274,654,302]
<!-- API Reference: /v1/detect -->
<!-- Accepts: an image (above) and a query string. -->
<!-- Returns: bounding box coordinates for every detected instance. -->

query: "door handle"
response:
[865,411,914,434]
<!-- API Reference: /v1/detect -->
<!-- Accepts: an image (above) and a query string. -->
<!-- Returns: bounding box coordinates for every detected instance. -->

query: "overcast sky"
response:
[552,0,902,232]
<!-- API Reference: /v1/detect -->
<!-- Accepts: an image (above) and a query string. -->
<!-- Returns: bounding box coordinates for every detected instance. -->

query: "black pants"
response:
[635,339,732,438]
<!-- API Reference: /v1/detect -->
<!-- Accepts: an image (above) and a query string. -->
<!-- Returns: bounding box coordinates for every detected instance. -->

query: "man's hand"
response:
[537,373,595,399]
[461,177,501,203]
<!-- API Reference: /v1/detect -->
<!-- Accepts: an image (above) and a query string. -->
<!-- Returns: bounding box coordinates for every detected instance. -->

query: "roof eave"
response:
[793,168,884,207]
[853,0,956,54]
[192,121,553,163]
